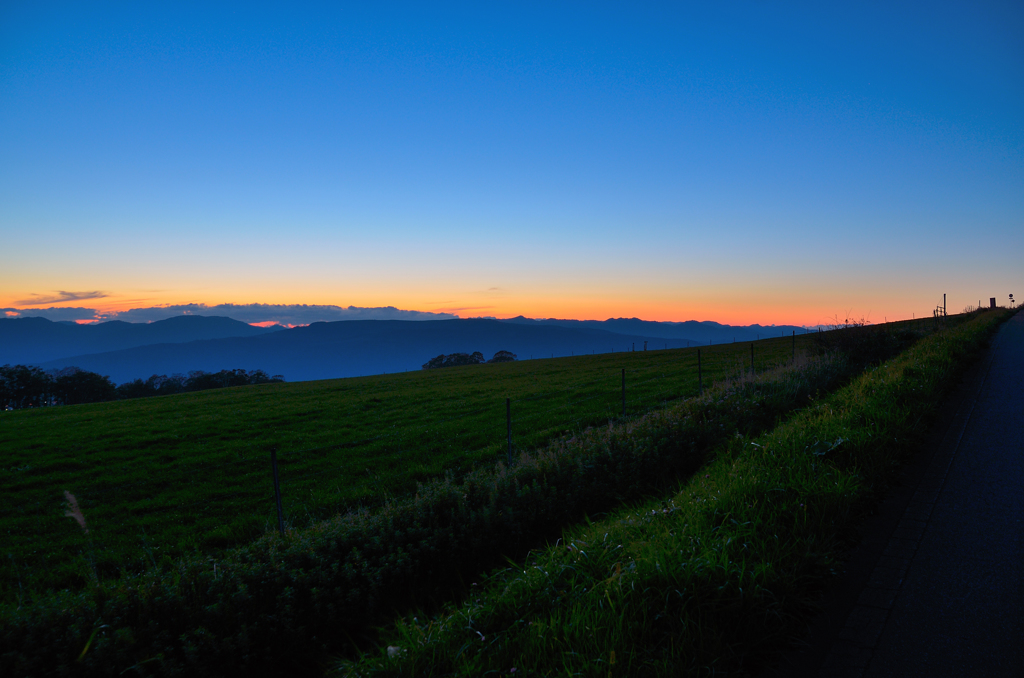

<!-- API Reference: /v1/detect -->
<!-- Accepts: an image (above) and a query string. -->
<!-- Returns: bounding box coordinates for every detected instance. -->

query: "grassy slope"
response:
[2,336,805,599]
[0,315,982,676]
[338,310,1010,677]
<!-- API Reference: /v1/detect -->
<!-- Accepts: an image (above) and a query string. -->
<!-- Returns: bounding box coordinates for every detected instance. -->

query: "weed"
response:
[63,491,98,584]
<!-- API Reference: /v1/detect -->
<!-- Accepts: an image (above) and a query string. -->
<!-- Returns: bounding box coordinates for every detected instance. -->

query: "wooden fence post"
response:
[271,449,285,536]
[697,349,703,396]
[506,398,512,467]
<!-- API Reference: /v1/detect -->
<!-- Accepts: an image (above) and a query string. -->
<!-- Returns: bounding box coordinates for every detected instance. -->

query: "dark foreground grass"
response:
[1,338,804,599]
[336,309,1010,677]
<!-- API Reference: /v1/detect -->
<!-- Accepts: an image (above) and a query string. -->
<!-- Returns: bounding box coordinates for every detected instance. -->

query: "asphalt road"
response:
[766,310,1024,678]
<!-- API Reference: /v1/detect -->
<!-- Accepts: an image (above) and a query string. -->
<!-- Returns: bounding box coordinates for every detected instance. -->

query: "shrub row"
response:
[0,323,929,676]
[0,365,284,410]
[337,309,1010,676]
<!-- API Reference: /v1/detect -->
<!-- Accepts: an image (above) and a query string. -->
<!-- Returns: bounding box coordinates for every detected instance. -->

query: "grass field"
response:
[2,314,985,676]
[2,333,813,599]
[337,309,1011,677]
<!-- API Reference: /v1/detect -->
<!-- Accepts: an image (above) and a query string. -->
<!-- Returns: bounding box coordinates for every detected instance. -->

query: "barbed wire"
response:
[5,342,829,580]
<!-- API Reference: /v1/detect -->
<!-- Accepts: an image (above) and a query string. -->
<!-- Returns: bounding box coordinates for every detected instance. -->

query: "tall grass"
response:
[336,309,1009,677]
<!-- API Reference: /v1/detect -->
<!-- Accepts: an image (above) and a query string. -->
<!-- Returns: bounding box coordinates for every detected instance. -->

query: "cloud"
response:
[16,291,107,306]
[102,303,459,325]
[1,307,101,322]
[429,305,494,314]
[3,303,459,325]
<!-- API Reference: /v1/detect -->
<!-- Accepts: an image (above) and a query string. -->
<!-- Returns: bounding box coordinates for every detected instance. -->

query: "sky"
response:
[2,2,1021,327]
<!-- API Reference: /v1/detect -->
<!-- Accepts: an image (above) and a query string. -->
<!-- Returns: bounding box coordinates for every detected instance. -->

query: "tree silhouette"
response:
[487,350,517,363]
[0,364,52,409]
[1,365,285,408]
[422,352,486,369]
[53,368,117,405]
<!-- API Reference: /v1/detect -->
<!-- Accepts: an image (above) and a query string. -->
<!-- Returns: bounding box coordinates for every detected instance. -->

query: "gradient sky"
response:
[2,2,1021,326]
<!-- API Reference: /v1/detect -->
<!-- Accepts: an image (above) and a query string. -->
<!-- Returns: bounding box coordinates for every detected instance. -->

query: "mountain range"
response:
[1,315,813,384]
[499,316,807,343]
[0,315,281,365]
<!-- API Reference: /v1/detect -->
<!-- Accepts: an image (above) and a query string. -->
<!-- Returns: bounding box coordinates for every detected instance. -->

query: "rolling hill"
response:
[39,318,700,383]
[0,315,282,365]
[499,315,809,343]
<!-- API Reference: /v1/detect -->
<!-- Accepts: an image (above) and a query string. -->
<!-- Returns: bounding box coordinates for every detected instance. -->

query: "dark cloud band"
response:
[1,307,101,322]
[15,291,108,306]
[3,303,458,325]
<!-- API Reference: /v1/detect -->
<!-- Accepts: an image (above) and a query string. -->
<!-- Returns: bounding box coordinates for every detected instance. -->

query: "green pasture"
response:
[1,335,810,598]
[337,310,1010,677]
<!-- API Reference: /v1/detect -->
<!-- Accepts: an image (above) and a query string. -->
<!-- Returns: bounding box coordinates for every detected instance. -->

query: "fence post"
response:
[506,397,512,467]
[621,368,626,417]
[792,330,795,364]
[271,449,285,536]
[750,343,754,375]
[697,348,703,396]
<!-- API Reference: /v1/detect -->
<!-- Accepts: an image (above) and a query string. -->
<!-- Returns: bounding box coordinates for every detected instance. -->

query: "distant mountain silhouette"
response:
[39,318,698,384]
[499,316,809,344]
[0,315,282,365]
[10,314,819,385]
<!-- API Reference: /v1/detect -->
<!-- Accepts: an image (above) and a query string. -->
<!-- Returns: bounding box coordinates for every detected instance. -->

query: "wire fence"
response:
[2,330,831,596]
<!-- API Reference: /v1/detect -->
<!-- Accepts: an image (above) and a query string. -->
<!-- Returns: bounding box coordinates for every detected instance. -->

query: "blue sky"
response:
[2,2,1021,325]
